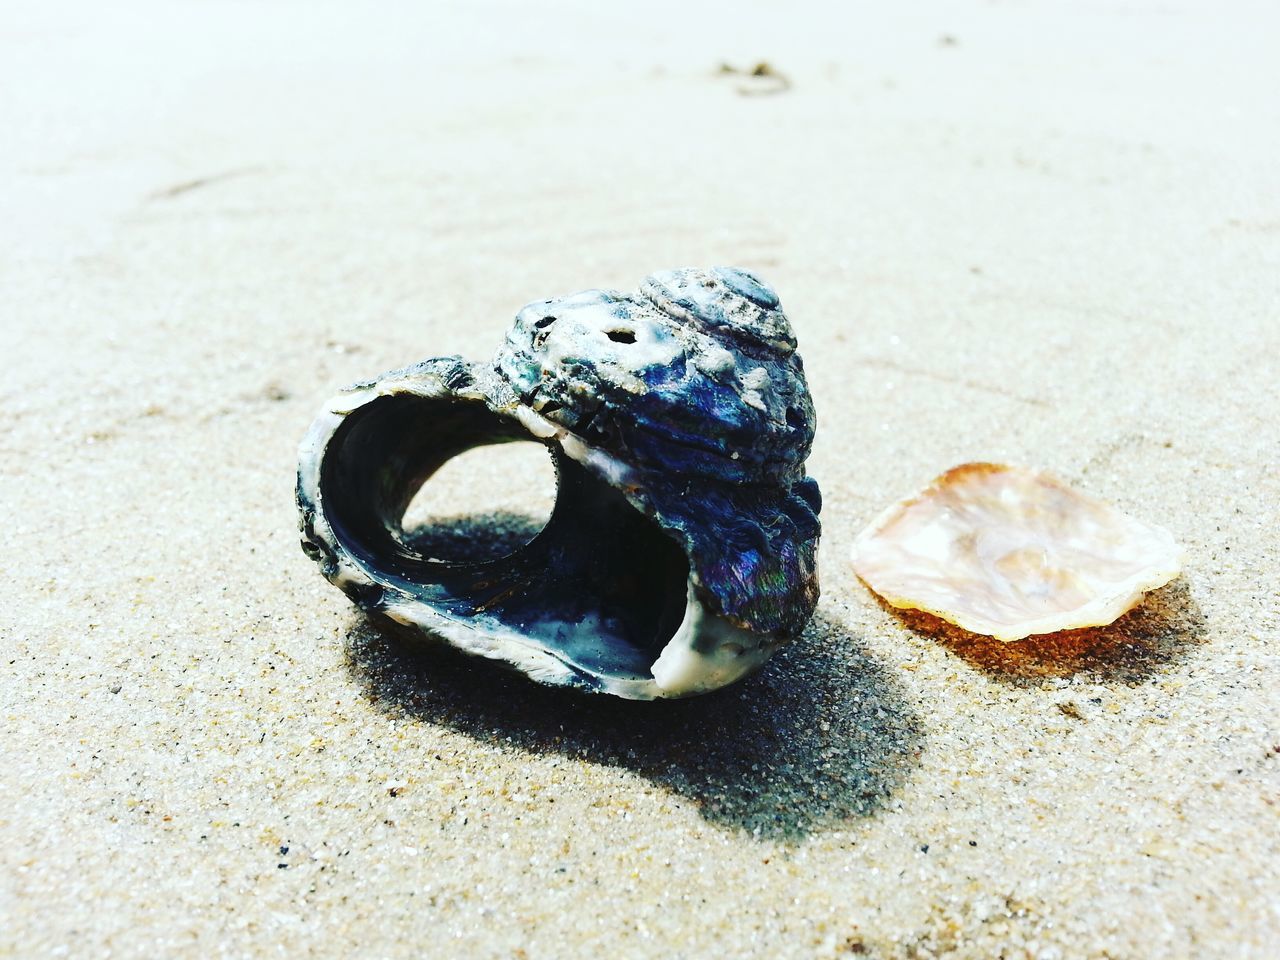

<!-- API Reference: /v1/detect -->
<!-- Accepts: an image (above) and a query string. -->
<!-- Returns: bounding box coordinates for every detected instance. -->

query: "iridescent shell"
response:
[297,267,821,698]
[851,463,1183,640]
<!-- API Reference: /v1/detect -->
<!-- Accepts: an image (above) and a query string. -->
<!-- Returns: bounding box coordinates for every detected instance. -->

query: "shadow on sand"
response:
[343,605,921,843]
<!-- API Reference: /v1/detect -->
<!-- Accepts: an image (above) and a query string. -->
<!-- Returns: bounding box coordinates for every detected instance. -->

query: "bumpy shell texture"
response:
[493,266,821,636]
[851,463,1183,641]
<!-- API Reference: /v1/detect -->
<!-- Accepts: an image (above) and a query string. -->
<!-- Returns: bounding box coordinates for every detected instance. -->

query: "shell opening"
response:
[399,441,555,564]
[318,393,693,684]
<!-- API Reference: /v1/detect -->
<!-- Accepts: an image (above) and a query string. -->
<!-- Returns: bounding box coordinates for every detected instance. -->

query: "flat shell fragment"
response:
[851,463,1183,640]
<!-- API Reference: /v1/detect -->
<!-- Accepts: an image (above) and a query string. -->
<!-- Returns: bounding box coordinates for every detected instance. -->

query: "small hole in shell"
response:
[606,328,637,344]
[786,406,805,429]
[534,315,557,329]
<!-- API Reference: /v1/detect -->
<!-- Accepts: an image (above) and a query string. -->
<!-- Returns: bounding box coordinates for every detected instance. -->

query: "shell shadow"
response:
[341,606,921,844]
[877,578,1206,686]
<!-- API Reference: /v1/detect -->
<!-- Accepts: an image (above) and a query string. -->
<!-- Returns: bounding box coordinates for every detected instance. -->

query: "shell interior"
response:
[315,391,690,685]
[851,463,1183,641]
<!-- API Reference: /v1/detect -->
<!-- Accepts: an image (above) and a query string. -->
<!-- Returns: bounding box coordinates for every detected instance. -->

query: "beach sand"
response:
[3,2,1278,956]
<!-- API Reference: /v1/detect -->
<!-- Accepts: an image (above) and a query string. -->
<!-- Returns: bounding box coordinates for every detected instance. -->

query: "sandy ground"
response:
[3,1,1279,957]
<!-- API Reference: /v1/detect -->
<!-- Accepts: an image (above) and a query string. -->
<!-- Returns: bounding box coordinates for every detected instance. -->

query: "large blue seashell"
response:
[297,268,821,699]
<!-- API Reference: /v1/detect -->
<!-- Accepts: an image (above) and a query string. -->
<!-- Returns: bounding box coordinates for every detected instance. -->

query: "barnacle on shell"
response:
[851,463,1183,641]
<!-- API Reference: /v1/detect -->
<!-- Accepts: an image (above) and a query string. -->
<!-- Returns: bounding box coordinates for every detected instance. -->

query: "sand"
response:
[3,1,1278,956]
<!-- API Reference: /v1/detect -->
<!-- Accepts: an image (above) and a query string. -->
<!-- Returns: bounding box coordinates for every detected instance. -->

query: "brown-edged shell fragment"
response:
[851,463,1183,641]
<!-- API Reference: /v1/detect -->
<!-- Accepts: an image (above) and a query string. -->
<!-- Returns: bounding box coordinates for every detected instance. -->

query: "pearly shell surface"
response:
[851,463,1183,641]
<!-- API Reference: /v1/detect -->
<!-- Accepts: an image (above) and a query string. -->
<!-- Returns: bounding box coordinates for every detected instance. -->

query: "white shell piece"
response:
[851,463,1184,641]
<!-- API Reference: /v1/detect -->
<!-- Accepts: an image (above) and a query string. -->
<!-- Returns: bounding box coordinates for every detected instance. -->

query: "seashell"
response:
[297,267,821,699]
[851,463,1183,641]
